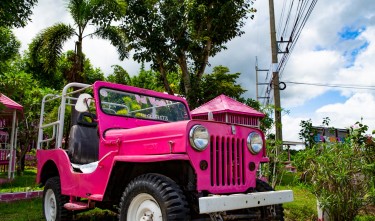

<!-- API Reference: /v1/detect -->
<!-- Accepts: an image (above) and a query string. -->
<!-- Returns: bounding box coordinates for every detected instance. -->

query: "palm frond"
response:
[29,23,75,72]
[95,26,129,60]
[29,32,45,66]
[68,0,91,30]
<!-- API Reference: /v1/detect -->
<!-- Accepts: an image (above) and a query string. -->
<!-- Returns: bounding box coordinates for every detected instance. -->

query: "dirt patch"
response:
[360,205,375,215]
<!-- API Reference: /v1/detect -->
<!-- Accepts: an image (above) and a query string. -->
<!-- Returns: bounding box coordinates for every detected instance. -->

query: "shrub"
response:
[302,122,374,221]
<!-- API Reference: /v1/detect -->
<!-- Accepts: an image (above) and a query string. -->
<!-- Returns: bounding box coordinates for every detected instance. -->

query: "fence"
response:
[0,149,16,173]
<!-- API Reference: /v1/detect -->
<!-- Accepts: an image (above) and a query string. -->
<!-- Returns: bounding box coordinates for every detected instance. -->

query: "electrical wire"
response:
[278,0,318,77]
[277,0,288,35]
[284,81,375,90]
[260,0,319,104]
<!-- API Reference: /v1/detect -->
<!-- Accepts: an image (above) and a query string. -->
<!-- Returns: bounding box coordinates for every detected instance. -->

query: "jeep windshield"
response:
[99,88,190,122]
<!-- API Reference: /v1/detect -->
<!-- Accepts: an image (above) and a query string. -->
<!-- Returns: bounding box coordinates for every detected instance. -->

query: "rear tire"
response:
[118,173,190,221]
[43,177,72,221]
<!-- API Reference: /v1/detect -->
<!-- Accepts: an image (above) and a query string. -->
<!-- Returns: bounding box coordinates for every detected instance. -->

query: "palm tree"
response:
[29,0,128,127]
[29,0,128,83]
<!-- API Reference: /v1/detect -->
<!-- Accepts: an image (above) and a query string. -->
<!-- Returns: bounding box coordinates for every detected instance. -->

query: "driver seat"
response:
[68,112,99,165]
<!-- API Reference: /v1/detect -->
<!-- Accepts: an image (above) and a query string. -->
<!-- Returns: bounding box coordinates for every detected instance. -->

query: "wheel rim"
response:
[127,193,163,221]
[44,189,57,221]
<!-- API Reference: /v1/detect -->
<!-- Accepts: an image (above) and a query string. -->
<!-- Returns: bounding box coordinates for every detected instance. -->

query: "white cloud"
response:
[282,115,307,142]
[316,93,375,129]
[282,49,344,107]
[282,93,375,142]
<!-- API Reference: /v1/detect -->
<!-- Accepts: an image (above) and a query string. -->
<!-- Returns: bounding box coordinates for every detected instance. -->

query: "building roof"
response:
[191,94,265,117]
[0,93,23,111]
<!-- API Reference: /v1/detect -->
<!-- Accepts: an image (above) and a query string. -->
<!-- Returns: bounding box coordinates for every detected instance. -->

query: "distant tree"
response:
[84,66,105,85]
[0,0,38,28]
[299,119,317,149]
[59,50,105,85]
[130,66,162,91]
[244,98,274,132]
[107,65,132,85]
[299,117,331,149]
[0,68,56,172]
[29,0,128,84]
[121,0,256,105]
[194,65,246,108]
[0,27,21,72]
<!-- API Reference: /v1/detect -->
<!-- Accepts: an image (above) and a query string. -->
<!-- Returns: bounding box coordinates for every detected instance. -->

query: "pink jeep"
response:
[37,81,293,221]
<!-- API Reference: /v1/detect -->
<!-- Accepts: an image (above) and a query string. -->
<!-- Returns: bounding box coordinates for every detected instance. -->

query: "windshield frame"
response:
[98,86,191,123]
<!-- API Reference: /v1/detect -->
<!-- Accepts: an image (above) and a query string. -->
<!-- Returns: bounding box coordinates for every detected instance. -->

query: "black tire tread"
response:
[119,173,190,221]
[256,179,285,221]
[43,176,72,221]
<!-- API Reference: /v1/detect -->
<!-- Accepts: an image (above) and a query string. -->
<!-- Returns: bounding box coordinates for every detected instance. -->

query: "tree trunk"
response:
[178,53,191,96]
[156,55,174,95]
[70,36,84,126]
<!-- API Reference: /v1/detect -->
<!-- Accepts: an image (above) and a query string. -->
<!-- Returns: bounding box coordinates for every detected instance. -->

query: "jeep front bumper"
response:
[199,190,293,214]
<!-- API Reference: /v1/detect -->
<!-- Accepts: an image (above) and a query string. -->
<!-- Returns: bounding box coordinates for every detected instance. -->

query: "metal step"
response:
[64,201,89,211]
[88,194,103,201]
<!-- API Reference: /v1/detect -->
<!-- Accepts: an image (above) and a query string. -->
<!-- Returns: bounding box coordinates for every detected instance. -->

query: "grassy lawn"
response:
[0,198,43,221]
[0,198,118,221]
[279,185,318,221]
[0,169,42,193]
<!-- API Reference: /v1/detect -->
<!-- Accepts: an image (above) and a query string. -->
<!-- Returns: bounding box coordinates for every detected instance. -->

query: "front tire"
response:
[214,179,285,220]
[119,173,190,221]
[43,177,72,221]
[255,179,285,221]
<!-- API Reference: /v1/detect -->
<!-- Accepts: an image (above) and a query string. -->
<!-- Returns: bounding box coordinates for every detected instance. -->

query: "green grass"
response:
[0,169,42,193]
[0,198,117,221]
[278,184,318,221]
[0,198,43,221]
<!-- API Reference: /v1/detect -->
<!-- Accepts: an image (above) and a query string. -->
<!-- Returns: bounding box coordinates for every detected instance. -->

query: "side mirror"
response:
[75,93,92,112]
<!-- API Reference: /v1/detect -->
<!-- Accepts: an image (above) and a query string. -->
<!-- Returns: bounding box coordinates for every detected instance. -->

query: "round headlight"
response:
[189,125,209,151]
[247,132,263,154]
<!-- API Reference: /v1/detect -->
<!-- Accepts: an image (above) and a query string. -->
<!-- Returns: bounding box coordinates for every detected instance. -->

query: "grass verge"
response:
[0,169,42,193]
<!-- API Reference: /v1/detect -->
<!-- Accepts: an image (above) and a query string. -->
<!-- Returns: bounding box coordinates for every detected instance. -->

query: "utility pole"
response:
[255,57,269,102]
[268,0,283,142]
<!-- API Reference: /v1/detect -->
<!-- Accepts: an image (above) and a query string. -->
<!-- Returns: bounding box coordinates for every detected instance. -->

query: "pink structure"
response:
[0,93,22,179]
[37,82,293,221]
[191,94,265,127]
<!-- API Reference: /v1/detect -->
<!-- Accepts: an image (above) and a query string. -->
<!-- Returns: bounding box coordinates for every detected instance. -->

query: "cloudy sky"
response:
[13,0,375,143]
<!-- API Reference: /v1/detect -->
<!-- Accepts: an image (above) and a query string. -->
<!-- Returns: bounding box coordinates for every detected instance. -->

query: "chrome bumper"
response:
[199,190,294,214]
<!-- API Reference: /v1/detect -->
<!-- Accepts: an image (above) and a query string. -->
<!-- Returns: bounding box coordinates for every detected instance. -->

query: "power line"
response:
[278,0,319,78]
[260,0,319,104]
[284,81,375,90]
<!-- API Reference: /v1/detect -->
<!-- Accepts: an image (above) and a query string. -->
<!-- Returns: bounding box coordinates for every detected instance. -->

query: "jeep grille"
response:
[210,136,246,187]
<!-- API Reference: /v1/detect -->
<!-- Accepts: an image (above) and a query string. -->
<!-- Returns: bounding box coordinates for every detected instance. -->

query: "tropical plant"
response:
[261,139,288,188]
[300,122,374,221]
[29,0,128,83]
[121,0,256,106]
